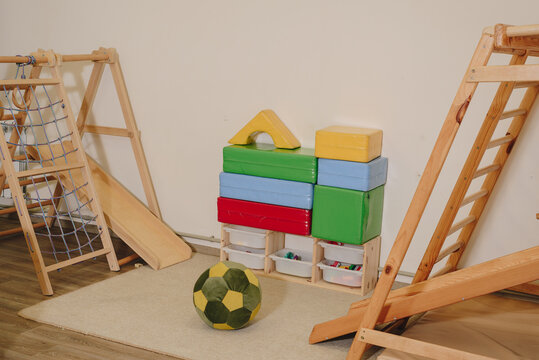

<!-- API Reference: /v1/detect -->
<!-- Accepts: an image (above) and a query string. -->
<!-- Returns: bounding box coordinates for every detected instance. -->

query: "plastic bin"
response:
[319,241,364,264]
[225,225,266,249]
[317,260,363,287]
[223,245,265,269]
[269,248,313,278]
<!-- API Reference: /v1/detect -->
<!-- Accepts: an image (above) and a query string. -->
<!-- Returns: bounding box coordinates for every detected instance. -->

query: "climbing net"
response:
[0,57,104,264]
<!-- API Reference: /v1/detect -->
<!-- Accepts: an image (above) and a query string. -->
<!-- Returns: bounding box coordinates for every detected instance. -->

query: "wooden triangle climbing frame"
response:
[0,50,119,295]
[310,24,539,360]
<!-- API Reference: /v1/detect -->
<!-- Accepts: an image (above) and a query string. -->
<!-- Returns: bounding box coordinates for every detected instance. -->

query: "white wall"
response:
[2,0,537,274]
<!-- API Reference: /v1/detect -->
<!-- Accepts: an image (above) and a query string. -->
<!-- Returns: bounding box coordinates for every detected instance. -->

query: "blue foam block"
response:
[219,172,314,210]
[317,157,388,191]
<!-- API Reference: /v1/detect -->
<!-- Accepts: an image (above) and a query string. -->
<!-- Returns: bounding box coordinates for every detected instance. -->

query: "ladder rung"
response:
[473,164,501,178]
[0,222,47,237]
[461,189,489,207]
[448,216,476,236]
[435,241,464,263]
[430,264,453,278]
[2,175,57,189]
[487,135,514,149]
[16,163,85,178]
[499,109,527,120]
[0,200,53,215]
[46,248,110,272]
[514,82,539,89]
[0,78,60,90]
[467,64,539,83]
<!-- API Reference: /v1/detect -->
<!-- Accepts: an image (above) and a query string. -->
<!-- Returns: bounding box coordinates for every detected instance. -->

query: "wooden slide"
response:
[28,144,192,270]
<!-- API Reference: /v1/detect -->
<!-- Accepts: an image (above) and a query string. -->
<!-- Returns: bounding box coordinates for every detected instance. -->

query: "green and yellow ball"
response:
[193,261,261,330]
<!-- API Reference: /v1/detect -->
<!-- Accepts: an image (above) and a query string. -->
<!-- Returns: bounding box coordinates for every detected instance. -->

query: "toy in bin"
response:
[329,261,361,271]
[284,251,301,260]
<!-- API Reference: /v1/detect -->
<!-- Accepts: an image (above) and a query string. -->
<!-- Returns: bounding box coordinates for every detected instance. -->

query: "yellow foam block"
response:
[228,109,301,149]
[315,125,382,162]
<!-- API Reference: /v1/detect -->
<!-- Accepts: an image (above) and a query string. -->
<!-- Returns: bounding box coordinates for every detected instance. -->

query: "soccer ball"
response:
[193,261,261,330]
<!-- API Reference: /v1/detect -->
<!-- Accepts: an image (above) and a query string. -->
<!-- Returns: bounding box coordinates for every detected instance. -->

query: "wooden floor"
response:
[0,217,180,360]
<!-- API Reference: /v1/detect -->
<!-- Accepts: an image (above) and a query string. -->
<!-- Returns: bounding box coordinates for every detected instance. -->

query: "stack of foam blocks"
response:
[218,143,317,235]
[312,126,387,286]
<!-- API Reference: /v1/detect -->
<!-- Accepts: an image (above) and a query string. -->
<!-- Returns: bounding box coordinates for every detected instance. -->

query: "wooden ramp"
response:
[28,144,192,270]
[85,156,192,270]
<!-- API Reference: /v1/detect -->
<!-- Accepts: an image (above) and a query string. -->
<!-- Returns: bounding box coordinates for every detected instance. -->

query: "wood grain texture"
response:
[0,218,179,360]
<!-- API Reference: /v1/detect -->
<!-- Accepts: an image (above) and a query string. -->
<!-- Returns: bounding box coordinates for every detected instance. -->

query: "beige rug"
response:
[19,253,374,360]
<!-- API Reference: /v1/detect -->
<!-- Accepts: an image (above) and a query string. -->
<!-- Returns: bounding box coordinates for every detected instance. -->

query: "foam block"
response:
[315,125,382,163]
[217,197,311,235]
[220,173,314,209]
[228,109,301,149]
[311,185,384,245]
[223,143,317,183]
[317,157,388,192]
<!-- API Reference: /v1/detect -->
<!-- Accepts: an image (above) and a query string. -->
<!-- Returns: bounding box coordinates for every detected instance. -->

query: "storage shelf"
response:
[220,223,380,296]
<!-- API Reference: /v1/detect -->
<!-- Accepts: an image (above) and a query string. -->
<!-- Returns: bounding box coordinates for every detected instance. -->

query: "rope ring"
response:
[12,90,32,110]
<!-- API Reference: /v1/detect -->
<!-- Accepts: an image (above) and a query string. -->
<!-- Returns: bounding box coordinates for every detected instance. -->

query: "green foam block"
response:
[311,185,384,245]
[223,144,317,183]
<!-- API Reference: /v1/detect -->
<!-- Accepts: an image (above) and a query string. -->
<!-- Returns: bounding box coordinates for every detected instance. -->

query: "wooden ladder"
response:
[309,24,539,360]
[0,50,119,295]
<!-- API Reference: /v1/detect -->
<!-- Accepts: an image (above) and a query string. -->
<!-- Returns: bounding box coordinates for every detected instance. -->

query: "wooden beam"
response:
[76,61,106,133]
[309,246,539,344]
[16,163,85,178]
[506,281,539,296]
[0,78,59,90]
[83,125,131,137]
[0,222,48,237]
[468,65,539,82]
[358,328,495,360]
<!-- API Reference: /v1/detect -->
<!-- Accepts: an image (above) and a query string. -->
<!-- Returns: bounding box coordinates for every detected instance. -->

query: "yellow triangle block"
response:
[228,110,301,149]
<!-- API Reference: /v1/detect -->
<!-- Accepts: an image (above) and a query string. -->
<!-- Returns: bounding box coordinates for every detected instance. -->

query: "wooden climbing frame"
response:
[309,24,539,359]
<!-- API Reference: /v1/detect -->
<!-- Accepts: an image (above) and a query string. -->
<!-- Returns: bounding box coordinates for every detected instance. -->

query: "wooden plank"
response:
[506,281,539,296]
[76,61,105,132]
[413,54,525,284]
[83,125,131,137]
[468,64,539,82]
[514,82,539,89]
[0,222,47,237]
[361,236,380,296]
[499,108,526,119]
[486,135,513,149]
[447,216,476,236]
[473,164,500,178]
[309,246,539,345]
[109,57,162,218]
[346,34,495,360]
[461,189,488,207]
[45,248,110,272]
[435,241,463,263]
[448,85,539,269]
[0,200,53,215]
[430,264,452,278]
[311,238,324,283]
[359,328,495,360]
[220,223,230,261]
[15,163,85,178]
[0,78,60,90]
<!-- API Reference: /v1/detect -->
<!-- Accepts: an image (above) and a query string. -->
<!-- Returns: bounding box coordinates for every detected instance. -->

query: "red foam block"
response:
[217,197,311,235]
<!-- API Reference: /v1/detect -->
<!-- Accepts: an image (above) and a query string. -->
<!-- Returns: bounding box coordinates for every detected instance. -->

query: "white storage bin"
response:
[285,234,313,252]
[317,260,363,287]
[269,248,312,278]
[319,241,364,264]
[225,225,266,249]
[223,245,265,269]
